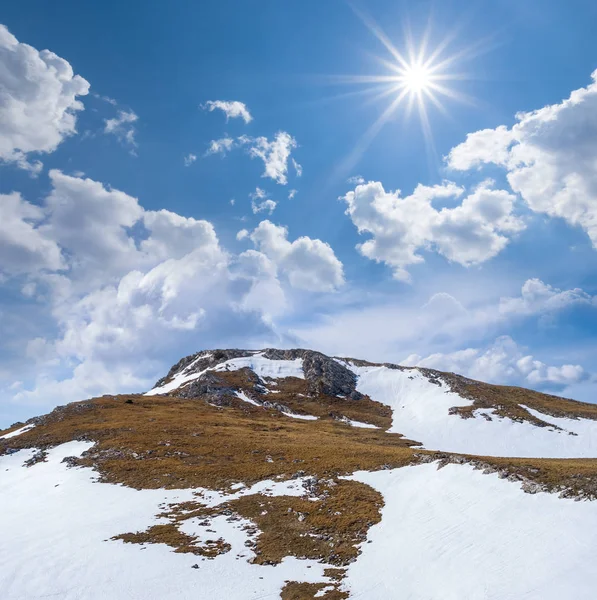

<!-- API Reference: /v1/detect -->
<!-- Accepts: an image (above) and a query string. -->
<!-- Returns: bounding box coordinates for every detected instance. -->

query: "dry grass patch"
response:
[281,582,348,600]
[0,394,417,491]
[228,479,383,566]
[435,372,597,426]
[114,523,231,557]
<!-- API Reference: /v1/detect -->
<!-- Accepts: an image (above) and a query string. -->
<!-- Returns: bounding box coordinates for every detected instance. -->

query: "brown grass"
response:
[216,369,392,429]
[438,372,597,426]
[281,582,348,600]
[113,523,231,557]
[228,479,383,566]
[0,394,417,491]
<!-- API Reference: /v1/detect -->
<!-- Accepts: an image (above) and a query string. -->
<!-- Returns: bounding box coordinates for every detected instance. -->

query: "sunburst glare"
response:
[328,6,484,178]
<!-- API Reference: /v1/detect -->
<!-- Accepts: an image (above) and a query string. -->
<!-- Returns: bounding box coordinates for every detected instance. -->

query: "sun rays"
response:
[326,5,482,179]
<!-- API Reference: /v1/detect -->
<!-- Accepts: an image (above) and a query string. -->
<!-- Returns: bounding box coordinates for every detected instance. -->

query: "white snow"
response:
[213,353,304,379]
[0,424,35,439]
[0,443,333,600]
[281,411,318,421]
[347,364,597,458]
[343,418,378,429]
[146,352,304,396]
[342,462,597,600]
[234,390,260,406]
[145,353,213,395]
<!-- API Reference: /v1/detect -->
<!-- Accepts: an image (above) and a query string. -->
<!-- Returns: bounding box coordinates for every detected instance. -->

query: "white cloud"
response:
[447,69,597,247]
[447,126,516,171]
[104,109,138,151]
[0,192,64,275]
[183,153,197,166]
[343,180,524,281]
[252,199,277,214]
[248,131,297,185]
[248,220,344,292]
[292,158,303,177]
[231,250,286,317]
[202,100,252,124]
[204,136,237,156]
[1,172,345,418]
[347,175,365,185]
[41,170,144,281]
[0,24,89,172]
[404,335,586,388]
[250,187,277,214]
[288,189,297,200]
[236,229,249,241]
[203,132,298,185]
[499,278,597,317]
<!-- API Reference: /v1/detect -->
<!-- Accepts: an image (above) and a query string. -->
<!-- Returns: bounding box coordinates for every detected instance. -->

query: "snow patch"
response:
[347,364,597,458]
[213,353,305,379]
[342,418,378,429]
[281,411,318,421]
[146,352,304,396]
[0,444,332,600]
[234,391,260,406]
[0,424,35,439]
[343,462,597,599]
[145,353,214,395]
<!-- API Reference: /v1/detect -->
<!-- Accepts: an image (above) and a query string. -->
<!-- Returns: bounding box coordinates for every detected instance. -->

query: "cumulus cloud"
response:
[0,192,64,275]
[203,132,298,185]
[447,69,597,247]
[248,220,344,292]
[202,100,252,124]
[499,278,597,317]
[343,180,524,281]
[404,335,586,389]
[0,24,89,172]
[248,132,297,185]
[1,172,343,419]
[104,109,138,151]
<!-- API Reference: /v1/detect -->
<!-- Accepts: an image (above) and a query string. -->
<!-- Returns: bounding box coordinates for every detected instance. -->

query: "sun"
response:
[324,6,479,179]
[399,63,433,93]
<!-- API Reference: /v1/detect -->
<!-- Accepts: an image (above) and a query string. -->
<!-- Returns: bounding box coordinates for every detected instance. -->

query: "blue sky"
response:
[1,0,597,426]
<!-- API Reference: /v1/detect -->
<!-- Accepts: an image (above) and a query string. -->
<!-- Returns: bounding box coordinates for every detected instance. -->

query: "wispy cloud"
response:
[202,100,252,124]
[104,110,138,153]
[183,153,197,166]
[250,188,277,214]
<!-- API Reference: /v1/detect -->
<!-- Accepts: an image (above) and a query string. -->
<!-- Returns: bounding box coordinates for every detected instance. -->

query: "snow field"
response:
[347,364,597,458]
[0,443,333,600]
[342,462,597,600]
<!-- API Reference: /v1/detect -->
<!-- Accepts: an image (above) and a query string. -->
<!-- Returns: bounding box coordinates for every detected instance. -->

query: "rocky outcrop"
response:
[262,349,363,400]
[155,348,364,401]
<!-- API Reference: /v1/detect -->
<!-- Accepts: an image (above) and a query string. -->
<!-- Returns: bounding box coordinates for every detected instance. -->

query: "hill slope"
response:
[2,348,597,599]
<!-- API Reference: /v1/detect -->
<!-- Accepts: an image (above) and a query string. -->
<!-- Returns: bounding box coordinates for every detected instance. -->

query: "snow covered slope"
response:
[344,462,597,600]
[344,363,597,458]
[2,347,597,600]
[0,443,333,600]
